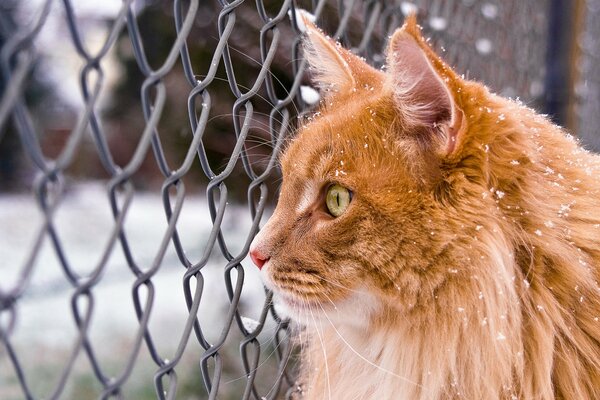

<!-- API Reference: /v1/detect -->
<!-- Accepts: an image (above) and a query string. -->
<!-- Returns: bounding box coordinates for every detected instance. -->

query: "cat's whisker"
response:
[235,142,275,154]
[197,73,301,130]
[308,304,332,400]
[211,149,278,175]
[231,298,299,397]
[199,106,295,175]
[316,276,366,296]
[256,326,297,398]
[198,77,297,162]
[295,303,311,396]
[319,290,339,312]
[221,325,284,387]
[219,46,303,117]
[317,302,426,390]
[198,74,295,123]
[205,108,286,128]
[244,136,276,146]
[202,113,281,147]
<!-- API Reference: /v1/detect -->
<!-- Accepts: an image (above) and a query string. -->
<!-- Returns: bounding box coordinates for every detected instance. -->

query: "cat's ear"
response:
[387,15,464,155]
[301,15,385,96]
[301,17,356,93]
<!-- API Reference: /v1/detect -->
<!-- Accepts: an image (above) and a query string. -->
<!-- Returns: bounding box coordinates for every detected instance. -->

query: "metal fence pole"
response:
[544,0,585,132]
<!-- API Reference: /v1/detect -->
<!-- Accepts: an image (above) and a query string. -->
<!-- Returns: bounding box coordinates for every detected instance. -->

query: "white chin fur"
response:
[272,286,380,330]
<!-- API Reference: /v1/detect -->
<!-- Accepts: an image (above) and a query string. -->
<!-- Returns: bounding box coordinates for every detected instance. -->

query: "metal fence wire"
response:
[0,0,595,399]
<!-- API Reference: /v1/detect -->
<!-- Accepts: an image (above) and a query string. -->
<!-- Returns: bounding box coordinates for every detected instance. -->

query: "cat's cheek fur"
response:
[322,286,381,328]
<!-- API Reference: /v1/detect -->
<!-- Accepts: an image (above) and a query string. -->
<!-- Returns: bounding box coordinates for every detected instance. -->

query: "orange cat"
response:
[250,15,600,399]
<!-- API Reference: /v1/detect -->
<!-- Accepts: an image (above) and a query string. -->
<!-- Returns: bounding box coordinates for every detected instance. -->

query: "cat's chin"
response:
[273,287,380,329]
[272,292,325,321]
[260,264,380,326]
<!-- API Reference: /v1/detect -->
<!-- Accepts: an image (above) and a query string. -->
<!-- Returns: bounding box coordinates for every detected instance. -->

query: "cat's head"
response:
[250,16,483,323]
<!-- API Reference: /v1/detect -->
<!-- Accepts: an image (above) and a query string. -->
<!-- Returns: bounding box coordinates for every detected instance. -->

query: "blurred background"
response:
[0,0,598,399]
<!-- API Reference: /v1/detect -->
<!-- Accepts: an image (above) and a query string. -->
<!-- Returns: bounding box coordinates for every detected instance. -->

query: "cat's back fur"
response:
[251,15,600,399]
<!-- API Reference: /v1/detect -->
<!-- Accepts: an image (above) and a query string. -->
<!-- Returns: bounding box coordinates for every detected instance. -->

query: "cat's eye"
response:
[325,184,352,217]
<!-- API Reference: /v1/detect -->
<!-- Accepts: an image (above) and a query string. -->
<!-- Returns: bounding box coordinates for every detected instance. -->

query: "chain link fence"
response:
[0,0,596,399]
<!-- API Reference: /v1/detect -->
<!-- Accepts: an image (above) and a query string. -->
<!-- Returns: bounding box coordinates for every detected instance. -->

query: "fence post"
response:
[544,0,585,133]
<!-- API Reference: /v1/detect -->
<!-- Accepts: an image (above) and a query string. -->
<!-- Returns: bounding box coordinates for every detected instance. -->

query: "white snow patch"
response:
[241,316,261,332]
[530,80,544,97]
[300,85,320,105]
[475,38,493,55]
[0,182,271,349]
[401,2,418,16]
[429,16,448,31]
[481,3,498,19]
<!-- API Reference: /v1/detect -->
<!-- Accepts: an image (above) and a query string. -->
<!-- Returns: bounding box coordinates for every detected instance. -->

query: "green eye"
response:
[325,184,352,217]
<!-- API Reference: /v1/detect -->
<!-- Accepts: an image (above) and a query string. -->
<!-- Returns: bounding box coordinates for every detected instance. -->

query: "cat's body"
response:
[250,16,600,399]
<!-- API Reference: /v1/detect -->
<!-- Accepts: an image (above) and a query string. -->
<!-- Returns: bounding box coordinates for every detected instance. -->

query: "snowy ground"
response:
[0,182,282,399]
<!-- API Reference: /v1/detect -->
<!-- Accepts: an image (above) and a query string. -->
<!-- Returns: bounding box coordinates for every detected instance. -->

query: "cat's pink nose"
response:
[250,248,269,270]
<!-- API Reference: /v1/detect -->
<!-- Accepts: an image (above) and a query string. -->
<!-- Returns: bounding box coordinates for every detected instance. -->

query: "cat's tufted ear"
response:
[301,15,382,96]
[387,15,464,155]
[302,18,355,93]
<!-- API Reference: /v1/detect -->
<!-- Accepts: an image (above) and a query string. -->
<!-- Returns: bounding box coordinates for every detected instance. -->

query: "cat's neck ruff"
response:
[300,232,523,400]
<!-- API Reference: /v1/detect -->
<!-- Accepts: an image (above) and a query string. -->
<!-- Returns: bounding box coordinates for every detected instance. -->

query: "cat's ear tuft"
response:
[387,17,464,155]
[301,15,356,93]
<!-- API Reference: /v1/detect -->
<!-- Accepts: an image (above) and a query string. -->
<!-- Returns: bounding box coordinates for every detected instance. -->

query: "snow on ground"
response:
[0,182,277,397]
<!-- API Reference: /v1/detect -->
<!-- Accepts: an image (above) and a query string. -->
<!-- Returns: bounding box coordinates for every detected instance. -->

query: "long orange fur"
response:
[250,15,600,399]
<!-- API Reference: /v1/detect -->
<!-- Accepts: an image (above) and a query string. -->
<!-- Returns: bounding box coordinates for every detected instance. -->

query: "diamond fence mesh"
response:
[0,0,595,399]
